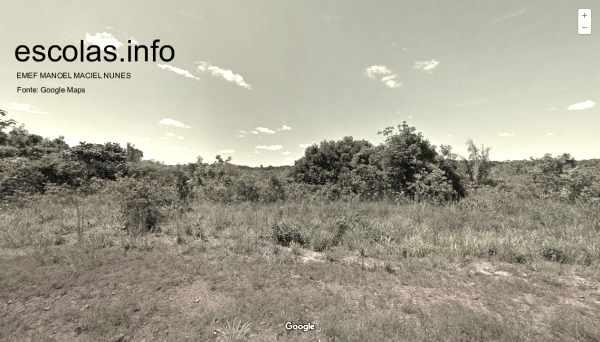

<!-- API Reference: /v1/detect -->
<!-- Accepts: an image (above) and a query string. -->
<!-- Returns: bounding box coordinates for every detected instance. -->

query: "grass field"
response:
[1,183,600,342]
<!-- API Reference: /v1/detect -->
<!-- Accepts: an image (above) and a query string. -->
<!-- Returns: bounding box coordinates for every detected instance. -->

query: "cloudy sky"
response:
[1,0,598,165]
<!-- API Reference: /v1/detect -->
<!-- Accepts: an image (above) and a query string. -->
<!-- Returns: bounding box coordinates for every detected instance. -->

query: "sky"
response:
[1,0,598,166]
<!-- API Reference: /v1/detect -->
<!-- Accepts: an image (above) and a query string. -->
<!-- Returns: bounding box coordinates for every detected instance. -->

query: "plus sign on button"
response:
[579,9,591,34]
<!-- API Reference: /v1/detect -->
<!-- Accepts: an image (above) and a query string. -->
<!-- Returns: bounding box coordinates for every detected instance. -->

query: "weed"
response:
[542,245,565,263]
[270,216,308,247]
[217,317,252,341]
[311,228,334,252]
[401,235,434,258]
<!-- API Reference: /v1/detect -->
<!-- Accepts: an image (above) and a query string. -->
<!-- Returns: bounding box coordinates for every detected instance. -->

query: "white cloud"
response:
[239,130,247,134]
[364,65,401,88]
[364,65,392,79]
[408,115,413,119]
[219,150,234,153]
[157,64,200,81]
[85,32,123,49]
[277,125,292,131]
[158,118,191,128]
[249,131,258,134]
[285,157,294,160]
[138,146,151,152]
[413,60,440,73]
[282,151,291,155]
[381,76,401,88]
[547,107,559,111]
[254,151,259,154]
[178,136,184,139]
[196,61,252,89]
[165,133,175,136]
[237,135,245,138]
[545,133,554,136]
[299,143,312,148]
[8,103,30,111]
[256,145,283,150]
[567,100,596,111]
[447,134,453,137]
[498,133,516,137]
[256,127,276,134]
[6,102,49,114]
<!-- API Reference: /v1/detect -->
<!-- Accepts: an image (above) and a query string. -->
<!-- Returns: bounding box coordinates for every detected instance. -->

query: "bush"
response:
[290,123,465,202]
[113,177,177,233]
[291,137,373,185]
[0,157,47,199]
[528,153,600,203]
[270,216,308,247]
[311,229,335,252]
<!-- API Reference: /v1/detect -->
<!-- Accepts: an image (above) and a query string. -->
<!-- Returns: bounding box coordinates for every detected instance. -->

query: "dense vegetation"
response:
[2,108,600,341]
[1,108,599,230]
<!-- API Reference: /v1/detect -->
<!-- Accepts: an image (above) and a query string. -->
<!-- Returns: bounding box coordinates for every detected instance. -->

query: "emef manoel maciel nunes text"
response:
[16,72,131,94]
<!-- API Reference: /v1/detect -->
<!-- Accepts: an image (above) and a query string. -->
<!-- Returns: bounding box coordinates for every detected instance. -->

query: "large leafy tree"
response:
[62,142,127,181]
[372,122,465,200]
[292,136,373,185]
[0,109,17,146]
[126,142,144,163]
[291,123,465,201]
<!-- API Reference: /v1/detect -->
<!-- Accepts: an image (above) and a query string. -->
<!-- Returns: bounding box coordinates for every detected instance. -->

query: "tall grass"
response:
[3,184,598,268]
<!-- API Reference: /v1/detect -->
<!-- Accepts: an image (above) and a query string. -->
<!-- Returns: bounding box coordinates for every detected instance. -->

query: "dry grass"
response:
[1,188,600,341]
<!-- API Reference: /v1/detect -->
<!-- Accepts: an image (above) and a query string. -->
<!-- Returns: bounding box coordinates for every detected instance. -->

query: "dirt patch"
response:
[471,261,512,277]
[169,278,234,315]
[300,250,325,263]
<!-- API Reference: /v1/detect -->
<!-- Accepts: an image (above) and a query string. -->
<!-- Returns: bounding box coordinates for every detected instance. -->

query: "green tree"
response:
[529,153,576,196]
[372,122,465,200]
[125,142,144,163]
[291,136,373,185]
[63,142,127,181]
[460,139,492,189]
[0,109,17,135]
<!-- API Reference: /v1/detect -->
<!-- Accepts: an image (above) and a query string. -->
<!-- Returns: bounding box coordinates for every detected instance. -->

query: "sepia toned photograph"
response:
[1,0,599,341]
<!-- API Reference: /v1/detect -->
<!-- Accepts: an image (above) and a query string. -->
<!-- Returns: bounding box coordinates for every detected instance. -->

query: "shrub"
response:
[270,216,308,247]
[290,123,465,202]
[63,142,127,181]
[0,157,47,199]
[407,164,459,203]
[528,153,600,202]
[291,136,373,185]
[173,166,193,201]
[311,229,335,252]
[401,235,434,258]
[114,177,177,233]
[459,139,493,189]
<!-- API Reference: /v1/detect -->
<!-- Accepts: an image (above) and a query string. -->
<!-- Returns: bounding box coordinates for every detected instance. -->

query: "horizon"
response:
[2,0,598,166]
